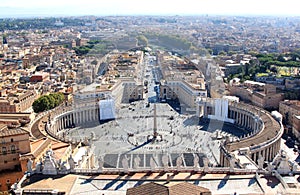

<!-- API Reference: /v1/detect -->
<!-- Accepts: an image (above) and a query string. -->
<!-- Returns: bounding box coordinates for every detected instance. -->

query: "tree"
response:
[270,66,277,74]
[136,35,148,47]
[277,54,285,62]
[207,49,213,55]
[228,51,237,55]
[244,63,249,76]
[218,51,227,56]
[32,96,50,113]
[32,93,65,113]
[91,60,98,65]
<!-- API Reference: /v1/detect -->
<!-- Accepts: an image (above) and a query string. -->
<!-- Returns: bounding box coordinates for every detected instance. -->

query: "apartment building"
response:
[0,90,37,113]
[293,115,300,139]
[229,80,283,110]
[160,80,207,111]
[279,100,300,138]
[158,51,207,111]
[279,100,300,125]
[251,84,284,109]
[0,124,30,191]
[0,124,30,171]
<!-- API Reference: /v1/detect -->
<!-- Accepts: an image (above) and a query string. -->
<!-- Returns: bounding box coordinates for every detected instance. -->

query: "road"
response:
[30,114,48,139]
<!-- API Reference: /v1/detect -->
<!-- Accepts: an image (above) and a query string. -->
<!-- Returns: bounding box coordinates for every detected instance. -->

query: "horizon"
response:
[1,0,300,18]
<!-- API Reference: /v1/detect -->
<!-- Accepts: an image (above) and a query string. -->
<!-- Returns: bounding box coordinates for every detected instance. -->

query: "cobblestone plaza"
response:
[61,101,243,169]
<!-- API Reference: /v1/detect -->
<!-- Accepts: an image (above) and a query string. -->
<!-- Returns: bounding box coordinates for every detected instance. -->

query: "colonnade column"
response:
[79,111,82,124]
[85,110,87,122]
[196,102,200,117]
[89,109,92,121]
[261,149,265,160]
[66,116,69,127]
[243,113,246,127]
[82,111,85,123]
[73,112,76,126]
[60,119,63,131]
[64,116,67,129]
[236,112,240,125]
[267,147,271,161]
[253,152,257,163]
[270,146,274,159]
[94,108,98,121]
[247,115,250,129]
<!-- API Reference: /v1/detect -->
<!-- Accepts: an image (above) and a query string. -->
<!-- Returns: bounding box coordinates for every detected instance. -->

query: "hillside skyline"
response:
[0,0,300,18]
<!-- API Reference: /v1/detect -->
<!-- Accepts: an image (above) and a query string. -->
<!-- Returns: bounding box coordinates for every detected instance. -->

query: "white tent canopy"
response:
[99,99,116,120]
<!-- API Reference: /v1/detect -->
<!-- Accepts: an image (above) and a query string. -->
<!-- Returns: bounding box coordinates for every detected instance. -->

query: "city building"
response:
[293,115,300,139]
[158,51,207,111]
[0,90,37,113]
[279,100,300,138]
[0,124,30,192]
[285,77,300,89]
[0,124,30,171]
[255,74,285,86]
[229,80,284,110]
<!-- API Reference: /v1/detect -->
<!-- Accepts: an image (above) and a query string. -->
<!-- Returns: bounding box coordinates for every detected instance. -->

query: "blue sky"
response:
[0,0,300,17]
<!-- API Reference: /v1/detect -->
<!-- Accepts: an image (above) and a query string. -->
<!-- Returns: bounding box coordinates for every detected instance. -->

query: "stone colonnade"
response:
[49,106,100,136]
[198,99,283,165]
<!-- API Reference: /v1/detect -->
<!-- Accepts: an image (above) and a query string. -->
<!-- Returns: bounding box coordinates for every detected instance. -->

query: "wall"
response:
[0,171,23,192]
[0,133,30,171]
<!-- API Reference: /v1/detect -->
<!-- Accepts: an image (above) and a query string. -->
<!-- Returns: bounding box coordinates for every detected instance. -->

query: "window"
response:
[11,145,16,153]
[11,138,14,142]
[2,147,7,155]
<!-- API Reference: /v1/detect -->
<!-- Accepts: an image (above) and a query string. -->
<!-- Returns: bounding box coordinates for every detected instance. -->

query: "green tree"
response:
[277,54,285,62]
[218,51,227,56]
[91,60,98,65]
[207,49,213,55]
[244,63,249,76]
[136,35,148,47]
[228,51,237,55]
[32,93,65,113]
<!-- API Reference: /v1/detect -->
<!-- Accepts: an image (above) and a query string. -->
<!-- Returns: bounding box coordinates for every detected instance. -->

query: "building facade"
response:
[0,90,37,113]
[279,100,300,138]
[229,80,284,110]
[0,124,30,173]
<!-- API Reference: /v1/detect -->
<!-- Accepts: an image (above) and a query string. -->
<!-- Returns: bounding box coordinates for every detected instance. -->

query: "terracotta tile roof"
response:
[127,182,168,195]
[30,138,47,152]
[126,182,211,195]
[23,174,77,194]
[0,126,29,137]
[51,140,69,150]
[168,182,211,195]
[52,145,69,159]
